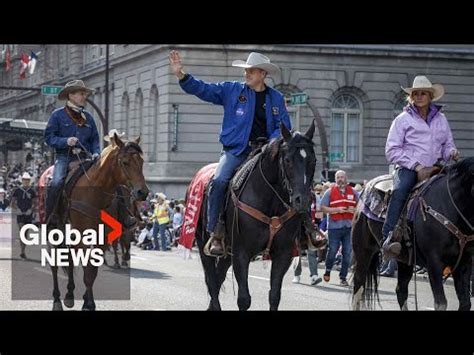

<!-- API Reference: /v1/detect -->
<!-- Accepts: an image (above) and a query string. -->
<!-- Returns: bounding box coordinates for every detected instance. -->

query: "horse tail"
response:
[364,251,381,309]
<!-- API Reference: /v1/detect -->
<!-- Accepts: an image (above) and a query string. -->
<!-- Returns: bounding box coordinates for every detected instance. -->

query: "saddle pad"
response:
[179,163,218,250]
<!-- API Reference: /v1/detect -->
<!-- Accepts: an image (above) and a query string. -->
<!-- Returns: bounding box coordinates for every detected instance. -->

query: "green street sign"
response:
[329,152,344,161]
[290,92,308,106]
[41,85,63,96]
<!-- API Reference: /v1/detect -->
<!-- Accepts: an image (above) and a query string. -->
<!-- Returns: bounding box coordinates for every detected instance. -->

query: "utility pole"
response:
[104,44,110,135]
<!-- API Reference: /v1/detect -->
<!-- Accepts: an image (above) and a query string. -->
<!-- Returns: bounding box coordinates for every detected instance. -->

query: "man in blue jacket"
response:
[44,80,100,224]
[170,50,326,256]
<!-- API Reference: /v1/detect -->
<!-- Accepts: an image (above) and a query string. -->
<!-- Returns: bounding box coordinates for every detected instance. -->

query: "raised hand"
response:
[169,50,185,79]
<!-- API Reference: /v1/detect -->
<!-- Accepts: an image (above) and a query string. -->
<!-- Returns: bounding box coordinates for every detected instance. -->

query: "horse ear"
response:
[134,135,141,145]
[115,133,125,148]
[304,119,316,140]
[280,122,292,142]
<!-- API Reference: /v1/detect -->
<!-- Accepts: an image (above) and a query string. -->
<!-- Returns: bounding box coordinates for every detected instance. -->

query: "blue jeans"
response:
[151,222,168,251]
[325,227,352,279]
[294,249,319,277]
[45,154,75,220]
[382,167,418,240]
[207,150,248,233]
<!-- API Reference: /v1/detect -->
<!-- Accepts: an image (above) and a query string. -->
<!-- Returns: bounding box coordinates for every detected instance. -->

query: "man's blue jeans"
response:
[325,227,352,279]
[382,167,418,240]
[207,150,247,233]
[45,154,74,221]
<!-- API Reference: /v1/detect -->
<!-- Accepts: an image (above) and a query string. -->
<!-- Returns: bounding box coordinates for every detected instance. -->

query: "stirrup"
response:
[203,236,225,258]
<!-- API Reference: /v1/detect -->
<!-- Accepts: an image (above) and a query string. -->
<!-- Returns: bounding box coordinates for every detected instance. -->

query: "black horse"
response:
[107,185,142,268]
[194,121,317,311]
[352,157,474,311]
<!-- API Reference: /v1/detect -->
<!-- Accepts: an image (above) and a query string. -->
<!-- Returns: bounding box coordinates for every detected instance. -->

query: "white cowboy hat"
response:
[0,187,5,194]
[58,80,94,101]
[104,129,126,142]
[21,172,32,180]
[155,192,167,200]
[402,75,445,102]
[232,52,280,75]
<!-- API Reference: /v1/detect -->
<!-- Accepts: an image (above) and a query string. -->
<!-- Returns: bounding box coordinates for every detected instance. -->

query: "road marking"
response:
[131,256,148,261]
[227,271,270,281]
[425,307,435,310]
[34,267,68,280]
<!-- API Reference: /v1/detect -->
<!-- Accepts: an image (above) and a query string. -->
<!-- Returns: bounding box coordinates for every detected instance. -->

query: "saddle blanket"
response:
[179,163,218,250]
[38,166,54,224]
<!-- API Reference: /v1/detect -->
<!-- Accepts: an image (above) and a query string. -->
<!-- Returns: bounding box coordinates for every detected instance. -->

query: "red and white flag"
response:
[5,47,12,72]
[19,53,29,79]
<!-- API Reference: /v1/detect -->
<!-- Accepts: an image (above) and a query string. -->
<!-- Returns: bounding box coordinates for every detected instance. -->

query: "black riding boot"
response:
[45,186,61,226]
[382,231,401,259]
[209,220,226,257]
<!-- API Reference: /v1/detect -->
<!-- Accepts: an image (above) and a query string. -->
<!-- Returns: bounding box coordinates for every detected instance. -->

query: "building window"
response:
[132,89,143,139]
[393,97,407,118]
[122,92,129,136]
[149,85,159,162]
[330,94,362,163]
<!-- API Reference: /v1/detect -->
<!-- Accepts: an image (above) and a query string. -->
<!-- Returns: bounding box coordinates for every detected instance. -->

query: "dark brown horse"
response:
[352,157,474,311]
[108,184,143,269]
[42,134,148,310]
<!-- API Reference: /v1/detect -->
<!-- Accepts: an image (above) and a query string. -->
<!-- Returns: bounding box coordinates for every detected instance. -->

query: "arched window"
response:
[149,85,159,161]
[132,89,143,139]
[393,97,407,118]
[121,92,129,136]
[330,94,362,163]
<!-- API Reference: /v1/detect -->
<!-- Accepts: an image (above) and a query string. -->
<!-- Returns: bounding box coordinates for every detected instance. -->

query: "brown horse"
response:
[43,134,148,310]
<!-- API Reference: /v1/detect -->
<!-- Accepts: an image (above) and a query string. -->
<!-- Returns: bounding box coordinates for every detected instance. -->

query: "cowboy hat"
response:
[0,187,5,194]
[104,129,126,142]
[155,192,167,200]
[232,52,280,75]
[402,75,445,101]
[58,80,94,101]
[21,172,32,180]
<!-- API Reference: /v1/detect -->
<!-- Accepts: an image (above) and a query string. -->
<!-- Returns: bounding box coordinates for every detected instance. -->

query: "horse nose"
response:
[136,189,148,201]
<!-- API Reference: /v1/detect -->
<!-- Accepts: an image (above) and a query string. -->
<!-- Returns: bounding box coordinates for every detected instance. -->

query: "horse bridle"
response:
[230,139,315,259]
[275,141,316,207]
[419,169,474,275]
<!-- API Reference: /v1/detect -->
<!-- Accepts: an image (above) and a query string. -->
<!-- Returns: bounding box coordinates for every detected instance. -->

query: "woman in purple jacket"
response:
[382,75,460,258]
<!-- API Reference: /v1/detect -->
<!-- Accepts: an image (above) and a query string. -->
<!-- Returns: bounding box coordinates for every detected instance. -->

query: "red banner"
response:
[179,163,218,250]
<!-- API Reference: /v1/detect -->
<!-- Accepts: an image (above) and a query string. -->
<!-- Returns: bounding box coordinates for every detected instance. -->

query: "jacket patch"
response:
[272,107,279,115]
[238,95,247,103]
[236,108,245,116]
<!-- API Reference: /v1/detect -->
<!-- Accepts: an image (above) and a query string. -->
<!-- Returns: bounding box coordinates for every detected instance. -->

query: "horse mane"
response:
[98,141,144,168]
[268,131,315,161]
[448,157,474,175]
[99,145,118,168]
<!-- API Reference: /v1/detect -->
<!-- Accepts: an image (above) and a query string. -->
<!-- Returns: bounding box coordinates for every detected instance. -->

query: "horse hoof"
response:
[121,261,128,267]
[63,298,74,308]
[114,263,121,269]
[81,305,96,311]
[52,301,63,311]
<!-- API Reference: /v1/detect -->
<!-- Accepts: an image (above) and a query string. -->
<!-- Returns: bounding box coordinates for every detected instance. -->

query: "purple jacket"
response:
[385,104,457,170]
